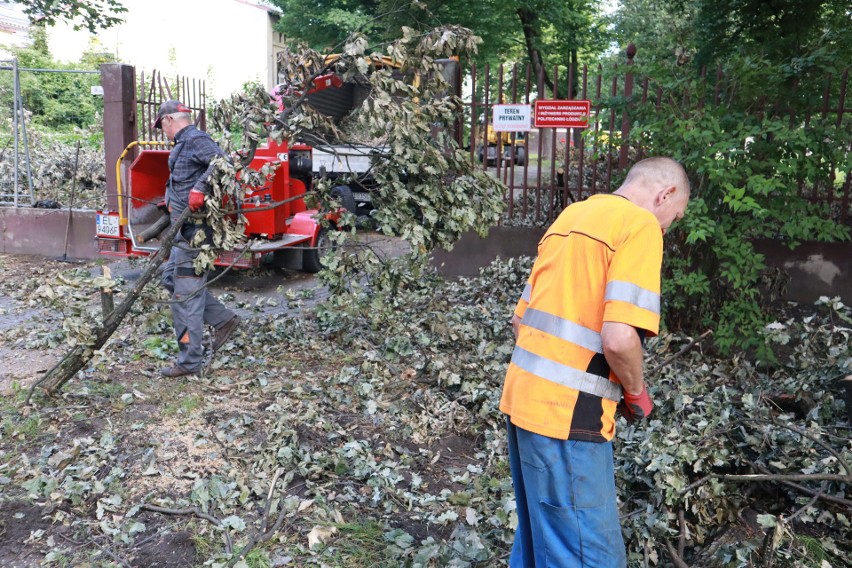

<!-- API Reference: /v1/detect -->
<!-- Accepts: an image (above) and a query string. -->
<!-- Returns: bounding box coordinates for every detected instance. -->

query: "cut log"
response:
[100,265,114,321]
[137,213,170,243]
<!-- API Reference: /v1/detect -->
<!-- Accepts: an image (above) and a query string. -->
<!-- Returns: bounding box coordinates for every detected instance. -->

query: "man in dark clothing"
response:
[154,100,240,377]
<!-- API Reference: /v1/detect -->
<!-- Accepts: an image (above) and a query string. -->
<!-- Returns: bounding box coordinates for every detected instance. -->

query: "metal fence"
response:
[461,50,851,225]
[1,58,36,206]
[0,58,102,208]
[137,69,207,142]
[462,55,638,225]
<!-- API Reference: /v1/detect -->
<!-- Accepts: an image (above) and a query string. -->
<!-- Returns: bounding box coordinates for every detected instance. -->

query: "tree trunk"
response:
[516,7,558,98]
[26,209,191,404]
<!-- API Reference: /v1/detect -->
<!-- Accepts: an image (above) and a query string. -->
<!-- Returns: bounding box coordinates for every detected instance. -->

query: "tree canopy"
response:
[610,0,852,70]
[600,0,852,352]
[11,0,126,33]
[268,0,609,94]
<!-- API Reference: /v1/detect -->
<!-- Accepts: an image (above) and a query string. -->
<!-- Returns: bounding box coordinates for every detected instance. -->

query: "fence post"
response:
[12,58,19,207]
[100,63,138,217]
[619,44,636,171]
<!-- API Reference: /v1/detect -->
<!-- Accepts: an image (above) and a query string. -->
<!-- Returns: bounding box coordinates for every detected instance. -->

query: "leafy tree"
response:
[607,0,699,70]
[11,0,126,32]
[611,0,852,70]
[590,55,851,353]
[692,0,851,66]
[0,26,114,130]
[268,0,609,96]
[604,0,852,353]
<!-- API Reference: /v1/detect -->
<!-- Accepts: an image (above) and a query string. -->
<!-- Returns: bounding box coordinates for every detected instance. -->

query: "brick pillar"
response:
[100,64,137,216]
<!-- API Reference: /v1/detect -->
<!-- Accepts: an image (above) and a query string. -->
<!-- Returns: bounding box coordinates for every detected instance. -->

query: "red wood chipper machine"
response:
[95,138,336,272]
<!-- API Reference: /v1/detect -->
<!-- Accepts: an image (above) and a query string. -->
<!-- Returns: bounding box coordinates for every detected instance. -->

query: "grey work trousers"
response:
[160,228,234,371]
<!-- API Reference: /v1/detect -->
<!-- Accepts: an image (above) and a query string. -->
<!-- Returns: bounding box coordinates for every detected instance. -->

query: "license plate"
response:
[352,192,371,202]
[96,213,121,237]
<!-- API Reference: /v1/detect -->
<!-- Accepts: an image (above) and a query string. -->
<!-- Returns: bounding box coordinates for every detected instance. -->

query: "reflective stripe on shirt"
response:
[521,308,602,353]
[521,282,532,302]
[511,346,623,401]
[605,280,660,314]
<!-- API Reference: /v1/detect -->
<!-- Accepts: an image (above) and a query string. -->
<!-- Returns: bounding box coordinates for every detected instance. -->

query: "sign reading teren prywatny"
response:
[492,104,532,132]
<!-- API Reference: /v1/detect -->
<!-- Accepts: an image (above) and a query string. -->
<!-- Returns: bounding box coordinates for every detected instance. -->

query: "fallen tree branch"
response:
[140,503,233,554]
[25,208,192,404]
[225,475,304,568]
[682,470,852,508]
[136,213,170,243]
[718,473,851,483]
[89,535,132,568]
[665,539,690,568]
[786,484,825,523]
[741,418,852,476]
[260,468,285,534]
[650,329,713,375]
[746,459,852,509]
[683,471,851,493]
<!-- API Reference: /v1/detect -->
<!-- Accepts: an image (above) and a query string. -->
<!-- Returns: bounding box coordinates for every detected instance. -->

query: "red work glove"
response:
[618,385,653,423]
[188,189,206,212]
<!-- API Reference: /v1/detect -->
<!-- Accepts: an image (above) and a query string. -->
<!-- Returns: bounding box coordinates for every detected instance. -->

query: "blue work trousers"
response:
[506,419,626,568]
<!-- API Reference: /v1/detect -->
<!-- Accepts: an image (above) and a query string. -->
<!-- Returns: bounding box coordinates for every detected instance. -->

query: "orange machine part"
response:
[242,140,309,237]
[128,150,170,212]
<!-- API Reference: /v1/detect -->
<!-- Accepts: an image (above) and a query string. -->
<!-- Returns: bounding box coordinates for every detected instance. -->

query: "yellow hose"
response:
[115,140,172,226]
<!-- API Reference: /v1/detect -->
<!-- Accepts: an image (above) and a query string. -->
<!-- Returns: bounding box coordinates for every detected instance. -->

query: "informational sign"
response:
[534,100,591,128]
[492,104,532,132]
[90,85,104,96]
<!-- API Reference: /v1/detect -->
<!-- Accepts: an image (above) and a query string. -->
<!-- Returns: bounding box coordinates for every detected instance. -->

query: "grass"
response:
[191,530,272,566]
[2,413,42,440]
[191,531,215,560]
[164,394,203,416]
[88,379,127,399]
[314,518,398,567]
[795,535,828,564]
[244,548,273,568]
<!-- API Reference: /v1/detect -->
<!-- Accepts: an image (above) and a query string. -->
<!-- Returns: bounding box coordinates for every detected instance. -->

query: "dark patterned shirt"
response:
[166,125,224,222]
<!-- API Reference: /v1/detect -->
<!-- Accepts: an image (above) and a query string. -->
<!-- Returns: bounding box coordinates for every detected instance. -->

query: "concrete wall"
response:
[431,227,544,278]
[0,208,99,260]
[432,227,852,304]
[2,209,849,305]
[753,240,852,304]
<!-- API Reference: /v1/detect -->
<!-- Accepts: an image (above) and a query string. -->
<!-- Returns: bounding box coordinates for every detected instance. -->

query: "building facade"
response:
[43,0,285,100]
[0,1,31,57]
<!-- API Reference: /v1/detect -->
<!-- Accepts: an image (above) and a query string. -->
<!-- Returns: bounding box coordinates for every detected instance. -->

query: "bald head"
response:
[622,157,690,197]
[615,157,690,232]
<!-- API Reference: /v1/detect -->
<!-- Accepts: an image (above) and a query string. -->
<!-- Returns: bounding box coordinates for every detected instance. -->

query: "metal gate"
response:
[462,48,851,225]
[462,50,638,225]
[136,69,207,142]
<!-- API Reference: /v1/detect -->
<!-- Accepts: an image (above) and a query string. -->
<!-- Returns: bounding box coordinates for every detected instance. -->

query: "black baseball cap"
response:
[154,99,192,129]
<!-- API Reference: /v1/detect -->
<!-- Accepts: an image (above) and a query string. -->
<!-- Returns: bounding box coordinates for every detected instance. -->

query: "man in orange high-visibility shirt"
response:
[501,157,690,567]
